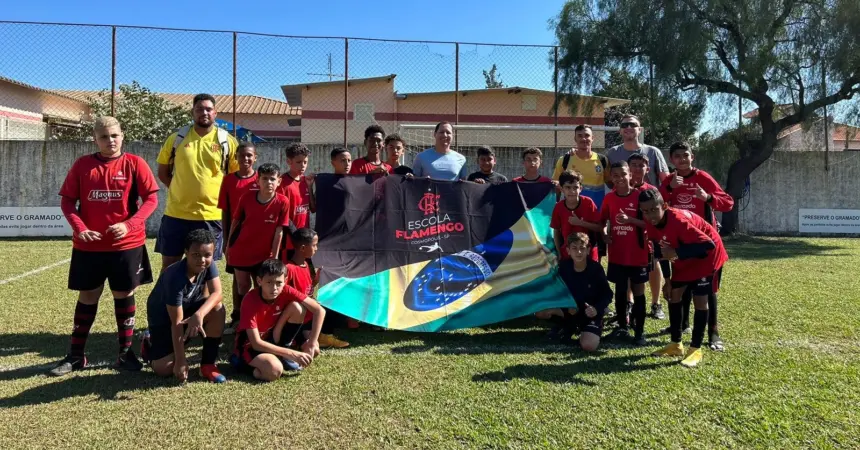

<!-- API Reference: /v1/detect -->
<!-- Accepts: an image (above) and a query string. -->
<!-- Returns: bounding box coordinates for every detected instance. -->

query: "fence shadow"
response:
[472,354,674,386]
[724,236,846,260]
[0,371,175,408]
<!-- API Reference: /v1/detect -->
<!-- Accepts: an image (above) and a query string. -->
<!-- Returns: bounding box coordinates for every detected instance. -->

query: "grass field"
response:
[0,237,858,449]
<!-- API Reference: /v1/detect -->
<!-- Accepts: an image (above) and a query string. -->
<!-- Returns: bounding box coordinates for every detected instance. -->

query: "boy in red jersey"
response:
[629,153,666,320]
[234,259,325,381]
[287,228,350,348]
[49,116,159,376]
[227,163,291,318]
[550,170,602,262]
[600,161,650,345]
[218,142,259,333]
[278,143,315,258]
[350,125,391,175]
[639,189,728,368]
[513,147,553,183]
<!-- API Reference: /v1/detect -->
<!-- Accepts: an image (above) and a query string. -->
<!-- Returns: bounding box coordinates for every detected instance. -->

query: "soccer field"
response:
[0,237,858,449]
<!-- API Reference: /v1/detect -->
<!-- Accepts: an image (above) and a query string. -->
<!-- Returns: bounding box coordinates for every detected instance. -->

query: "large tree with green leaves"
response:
[594,68,705,149]
[53,81,189,141]
[554,0,860,233]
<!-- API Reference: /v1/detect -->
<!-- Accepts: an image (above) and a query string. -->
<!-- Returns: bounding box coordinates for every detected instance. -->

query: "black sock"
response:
[278,323,304,347]
[561,308,577,333]
[708,293,719,334]
[201,336,221,365]
[70,301,99,357]
[668,301,683,343]
[614,279,629,329]
[230,281,241,323]
[681,289,692,329]
[633,294,647,338]
[691,309,709,348]
[113,295,136,355]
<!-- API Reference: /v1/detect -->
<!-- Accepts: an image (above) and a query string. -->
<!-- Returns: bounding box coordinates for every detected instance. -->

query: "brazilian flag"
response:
[313,174,575,332]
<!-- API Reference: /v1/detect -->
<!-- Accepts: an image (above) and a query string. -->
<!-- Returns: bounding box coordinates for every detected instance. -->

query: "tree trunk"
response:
[721,137,776,235]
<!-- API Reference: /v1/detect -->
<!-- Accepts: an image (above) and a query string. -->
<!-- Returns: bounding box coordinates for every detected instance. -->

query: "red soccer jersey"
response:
[218,171,259,218]
[635,182,657,192]
[513,175,553,183]
[58,153,159,252]
[237,286,306,339]
[228,192,291,267]
[550,196,600,261]
[349,157,391,175]
[278,174,312,251]
[659,169,734,227]
[600,188,650,266]
[286,260,315,323]
[645,208,728,282]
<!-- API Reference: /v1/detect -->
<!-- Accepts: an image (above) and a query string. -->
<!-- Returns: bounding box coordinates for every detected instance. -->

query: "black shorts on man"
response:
[68,245,153,292]
[155,215,224,260]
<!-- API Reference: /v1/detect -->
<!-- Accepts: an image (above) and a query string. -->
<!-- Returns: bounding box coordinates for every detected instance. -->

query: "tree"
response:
[483,64,505,88]
[594,68,705,149]
[53,81,189,141]
[554,0,860,233]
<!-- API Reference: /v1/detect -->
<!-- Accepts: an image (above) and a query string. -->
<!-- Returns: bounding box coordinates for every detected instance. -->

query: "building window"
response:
[354,103,375,123]
[521,95,537,111]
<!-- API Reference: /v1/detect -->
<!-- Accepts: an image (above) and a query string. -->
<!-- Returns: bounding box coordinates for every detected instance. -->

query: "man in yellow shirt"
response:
[551,125,610,207]
[155,94,238,272]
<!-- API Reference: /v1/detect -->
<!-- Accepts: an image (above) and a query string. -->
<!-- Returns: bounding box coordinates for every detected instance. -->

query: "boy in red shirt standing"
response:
[49,116,159,376]
[287,228,350,348]
[629,153,666,320]
[600,161,650,345]
[218,143,259,332]
[278,143,315,259]
[227,163,291,321]
[550,170,602,262]
[661,142,734,350]
[234,259,325,381]
[350,125,391,175]
[639,189,728,367]
[513,147,553,183]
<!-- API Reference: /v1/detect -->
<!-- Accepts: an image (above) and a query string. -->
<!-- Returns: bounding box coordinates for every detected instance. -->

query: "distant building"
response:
[743,105,860,151]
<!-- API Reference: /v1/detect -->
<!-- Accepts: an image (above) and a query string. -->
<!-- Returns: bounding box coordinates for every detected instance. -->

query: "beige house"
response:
[743,106,860,151]
[0,76,90,139]
[281,74,628,147]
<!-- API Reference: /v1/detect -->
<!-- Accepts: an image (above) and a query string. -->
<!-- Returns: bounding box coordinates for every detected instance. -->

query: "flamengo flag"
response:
[313,174,575,332]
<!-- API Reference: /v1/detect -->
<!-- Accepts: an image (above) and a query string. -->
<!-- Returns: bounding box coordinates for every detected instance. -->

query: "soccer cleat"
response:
[708,332,725,352]
[652,342,685,357]
[48,354,87,377]
[633,335,648,346]
[651,303,665,320]
[608,327,631,340]
[200,364,227,383]
[113,349,143,372]
[280,357,303,372]
[318,333,350,349]
[680,347,704,368]
[223,321,236,336]
[682,327,692,335]
[139,330,152,363]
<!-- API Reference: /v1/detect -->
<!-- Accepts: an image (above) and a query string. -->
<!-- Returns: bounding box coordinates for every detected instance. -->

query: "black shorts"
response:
[659,259,672,280]
[607,263,650,285]
[576,311,604,336]
[147,302,205,361]
[155,216,223,260]
[673,268,723,296]
[231,262,264,276]
[235,323,306,374]
[68,246,153,292]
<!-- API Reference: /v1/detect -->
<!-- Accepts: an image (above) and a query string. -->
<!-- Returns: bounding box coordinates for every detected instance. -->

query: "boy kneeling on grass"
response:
[558,232,613,351]
[233,259,325,381]
[144,229,226,383]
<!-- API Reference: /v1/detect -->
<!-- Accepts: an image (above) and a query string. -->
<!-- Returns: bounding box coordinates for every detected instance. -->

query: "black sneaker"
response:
[608,327,631,340]
[651,304,665,320]
[708,332,725,352]
[48,354,87,377]
[113,349,144,372]
[633,335,647,346]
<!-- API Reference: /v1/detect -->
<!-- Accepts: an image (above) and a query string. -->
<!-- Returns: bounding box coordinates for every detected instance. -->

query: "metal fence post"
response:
[554,46,559,152]
[344,38,349,148]
[232,32,238,138]
[111,26,116,116]
[455,42,459,149]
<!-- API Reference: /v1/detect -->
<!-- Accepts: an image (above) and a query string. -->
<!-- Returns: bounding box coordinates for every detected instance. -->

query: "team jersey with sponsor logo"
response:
[550,196,600,261]
[228,192,291,267]
[218,171,259,218]
[286,260,315,323]
[59,153,159,252]
[236,286,306,339]
[659,169,734,227]
[349,157,391,175]
[600,188,650,266]
[278,175,312,251]
[645,207,728,282]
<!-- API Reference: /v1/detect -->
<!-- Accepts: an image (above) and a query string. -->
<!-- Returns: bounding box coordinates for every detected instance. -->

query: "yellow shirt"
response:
[552,150,608,189]
[157,128,239,221]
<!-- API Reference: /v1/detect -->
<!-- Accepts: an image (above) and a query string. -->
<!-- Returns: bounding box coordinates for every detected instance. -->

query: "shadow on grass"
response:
[724,236,845,261]
[472,354,674,386]
[0,372,175,408]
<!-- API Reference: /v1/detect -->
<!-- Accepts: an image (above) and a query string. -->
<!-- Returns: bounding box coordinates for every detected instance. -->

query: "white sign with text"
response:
[0,207,71,237]
[799,208,860,234]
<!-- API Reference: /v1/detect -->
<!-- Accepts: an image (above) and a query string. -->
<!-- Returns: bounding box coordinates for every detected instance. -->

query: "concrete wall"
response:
[4,140,847,236]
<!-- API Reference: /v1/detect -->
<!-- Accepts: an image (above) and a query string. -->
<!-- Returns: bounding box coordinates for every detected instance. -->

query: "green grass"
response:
[0,237,858,449]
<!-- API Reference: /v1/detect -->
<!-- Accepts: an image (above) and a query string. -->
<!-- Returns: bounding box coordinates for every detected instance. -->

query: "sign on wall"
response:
[799,208,860,234]
[0,207,71,237]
